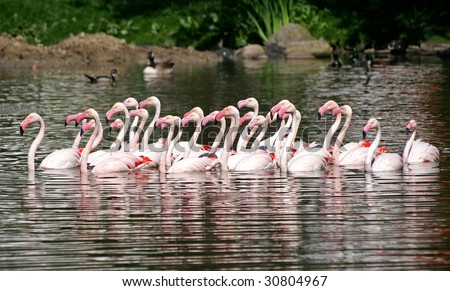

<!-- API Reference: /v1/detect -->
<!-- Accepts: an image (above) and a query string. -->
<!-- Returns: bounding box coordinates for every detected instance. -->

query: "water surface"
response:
[0,57,449,270]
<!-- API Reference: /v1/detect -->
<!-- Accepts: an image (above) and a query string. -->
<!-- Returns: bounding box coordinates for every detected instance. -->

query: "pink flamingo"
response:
[202,111,226,155]
[156,115,183,173]
[139,96,164,152]
[76,108,150,174]
[233,115,276,171]
[20,113,82,171]
[123,97,139,146]
[129,108,160,167]
[166,110,219,173]
[215,105,241,171]
[363,118,403,172]
[237,97,259,151]
[328,104,372,167]
[403,119,439,164]
[285,101,339,172]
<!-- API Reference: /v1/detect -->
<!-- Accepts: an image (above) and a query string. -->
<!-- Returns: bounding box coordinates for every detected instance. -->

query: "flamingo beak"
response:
[80,128,85,137]
[405,127,410,135]
[362,131,367,140]
[64,120,68,127]
[318,112,322,120]
[20,126,25,136]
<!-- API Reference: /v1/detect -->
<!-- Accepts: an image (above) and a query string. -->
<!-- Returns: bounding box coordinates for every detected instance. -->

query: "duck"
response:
[143,51,174,75]
[83,69,117,84]
[329,45,342,68]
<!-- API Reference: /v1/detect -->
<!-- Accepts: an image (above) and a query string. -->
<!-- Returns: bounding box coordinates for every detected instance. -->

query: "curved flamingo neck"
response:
[250,120,269,151]
[111,108,130,152]
[131,113,148,151]
[211,118,226,154]
[402,129,416,164]
[167,122,183,168]
[323,113,342,151]
[80,114,101,173]
[92,122,103,149]
[28,116,45,171]
[280,110,301,172]
[237,105,258,151]
[141,102,161,151]
[332,111,352,165]
[129,103,139,145]
[184,114,203,159]
[221,113,239,171]
[159,123,175,173]
[365,123,381,170]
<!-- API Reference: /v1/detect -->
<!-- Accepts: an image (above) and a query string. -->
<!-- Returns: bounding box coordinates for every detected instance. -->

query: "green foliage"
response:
[0,0,448,50]
[244,0,294,43]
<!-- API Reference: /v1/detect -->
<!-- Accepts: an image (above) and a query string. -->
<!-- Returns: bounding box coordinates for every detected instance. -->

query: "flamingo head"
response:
[405,119,417,135]
[123,97,138,109]
[65,113,81,127]
[76,108,99,126]
[202,111,219,126]
[239,111,254,126]
[139,96,160,109]
[362,118,379,139]
[188,107,204,118]
[20,112,41,135]
[156,115,178,129]
[332,105,352,117]
[248,115,267,131]
[129,108,149,119]
[106,102,127,124]
[181,111,201,126]
[278,102,296,117]
[109,119,124,133]
[80,120,96,136]
[237,97,258,109]
[216,105,239,121]
[270,99,290,117]
[318,100,339,119]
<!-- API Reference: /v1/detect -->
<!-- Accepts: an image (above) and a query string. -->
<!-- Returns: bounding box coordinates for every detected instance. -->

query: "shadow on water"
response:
[0,57,449,270]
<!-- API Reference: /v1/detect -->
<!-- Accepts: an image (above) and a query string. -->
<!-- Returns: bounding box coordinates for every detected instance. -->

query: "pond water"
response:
[0,56,449,271]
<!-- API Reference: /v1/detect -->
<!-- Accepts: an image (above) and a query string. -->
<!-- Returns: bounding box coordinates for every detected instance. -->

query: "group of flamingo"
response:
[19,96,439,175]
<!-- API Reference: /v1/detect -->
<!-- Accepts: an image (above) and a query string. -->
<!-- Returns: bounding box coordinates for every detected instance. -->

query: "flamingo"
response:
[76,108,150,174]
[171,107,209,160]
[20,113,81,171]
[129,108,160,167]
[237,97,259,151]
[403,119,439,164]
[327,104,372,167]
[156,115,183,173]
[233,115,276,171]
[123,97,139,147]
[201,110,226,158]
[363,118,403,172]
[166,110,219,173]
[139,96,164,152]
[215,105,241,171]
[285,101,338,172]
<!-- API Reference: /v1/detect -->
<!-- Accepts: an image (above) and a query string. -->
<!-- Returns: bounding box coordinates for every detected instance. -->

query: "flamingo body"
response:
[39,148,81,169]
[234,152,274,171]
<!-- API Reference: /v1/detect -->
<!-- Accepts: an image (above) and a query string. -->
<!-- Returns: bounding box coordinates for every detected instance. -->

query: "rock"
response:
[266,23,332,59]
[285,38,332,59]
[267,23,315,48]
[234,44,267,59]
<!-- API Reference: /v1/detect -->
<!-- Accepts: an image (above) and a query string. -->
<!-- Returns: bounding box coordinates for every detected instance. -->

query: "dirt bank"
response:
[0,32,222,72]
